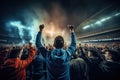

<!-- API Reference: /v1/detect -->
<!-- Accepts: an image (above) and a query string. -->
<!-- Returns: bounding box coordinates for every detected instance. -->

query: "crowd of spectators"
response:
[0,42,120,80]
[0,24,120,80]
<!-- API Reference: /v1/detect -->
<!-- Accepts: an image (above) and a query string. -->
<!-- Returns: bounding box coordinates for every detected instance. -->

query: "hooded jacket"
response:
[36,32,76,80]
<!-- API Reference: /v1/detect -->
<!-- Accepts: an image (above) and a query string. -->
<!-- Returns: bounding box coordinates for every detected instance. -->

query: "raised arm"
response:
[36,32,43,48]
[36,24,44,48]
[20,46,36,68]
[67,25,77,56]
[35,24,48,57]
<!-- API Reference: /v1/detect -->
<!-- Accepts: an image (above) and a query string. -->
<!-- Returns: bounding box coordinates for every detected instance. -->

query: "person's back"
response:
[70,57,89,80]
[36,24,76,80]
[46,49,71,80]
[0,46,36,80]
[32,52,45,80]
[79,49,104,80]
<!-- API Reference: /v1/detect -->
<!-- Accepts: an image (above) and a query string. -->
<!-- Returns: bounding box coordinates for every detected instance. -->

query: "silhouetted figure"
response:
[36,24,76,80]
[31,51,45,80]
[79,48,104,80]
[100,50,120,80]
[70,53,89,80]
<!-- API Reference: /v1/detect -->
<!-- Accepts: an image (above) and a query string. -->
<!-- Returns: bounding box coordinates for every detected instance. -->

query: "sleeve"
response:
[66,32,77,56]
[20,47,36,68]
[35,32,48,58]
[36,32,44,48]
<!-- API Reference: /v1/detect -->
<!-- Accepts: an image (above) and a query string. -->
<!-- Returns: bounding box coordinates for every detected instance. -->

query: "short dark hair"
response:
[107,50,120,62]
[9,48,21,58]
[54,35,64,48]
[88,49,98,57]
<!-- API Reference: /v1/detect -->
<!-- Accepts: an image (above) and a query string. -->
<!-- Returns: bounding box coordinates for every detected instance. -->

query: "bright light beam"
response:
[83,25,90,29]
[114,13,120,16]
[83,12,120,30]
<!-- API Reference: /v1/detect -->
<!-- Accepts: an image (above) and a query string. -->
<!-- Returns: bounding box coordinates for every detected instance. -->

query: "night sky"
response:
[0,0,119,25]
[0,0,120,44]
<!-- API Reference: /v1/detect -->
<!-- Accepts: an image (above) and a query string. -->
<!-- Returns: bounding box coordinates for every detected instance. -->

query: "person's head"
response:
[54,35,64,49]
[104,50,112,60]
[72,52,79,59]
[79,43,81,47]
[104,50,120,62]
[87,51,93,58]
[87,50,98,58]
[9,48,23,59]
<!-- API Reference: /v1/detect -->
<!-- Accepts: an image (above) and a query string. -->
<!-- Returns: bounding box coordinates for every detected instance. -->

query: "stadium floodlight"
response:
[100,16,111,22]
[105,16,111,20]
[95,21,102,25]
[83,25,90,29]
[82,12,120,30]
[100,18,106,22]
[114,13,120,16]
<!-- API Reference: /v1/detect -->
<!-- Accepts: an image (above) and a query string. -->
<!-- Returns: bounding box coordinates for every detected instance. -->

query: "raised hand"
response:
[39,24,44,32]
